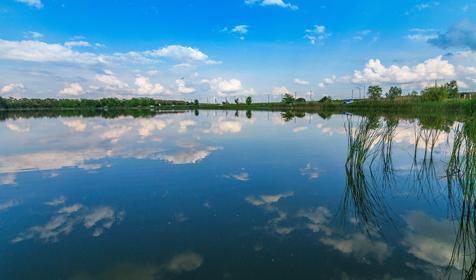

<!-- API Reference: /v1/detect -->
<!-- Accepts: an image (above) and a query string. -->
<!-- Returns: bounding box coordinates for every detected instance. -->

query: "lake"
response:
[0,110,474,279]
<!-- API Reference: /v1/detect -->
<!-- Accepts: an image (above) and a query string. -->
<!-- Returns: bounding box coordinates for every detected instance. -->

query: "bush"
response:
[422,86,448,102]
[319,96,333,103]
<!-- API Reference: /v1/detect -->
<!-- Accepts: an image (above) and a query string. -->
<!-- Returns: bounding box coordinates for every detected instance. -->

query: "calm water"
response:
[0,110,474,279]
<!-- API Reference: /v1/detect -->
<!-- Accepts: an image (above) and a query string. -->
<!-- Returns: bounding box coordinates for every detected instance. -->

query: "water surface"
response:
[0,110,474,279]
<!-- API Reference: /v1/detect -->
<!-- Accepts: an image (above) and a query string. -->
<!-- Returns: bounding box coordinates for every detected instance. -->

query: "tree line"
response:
[0,97,188,110]
[367,80,460,101]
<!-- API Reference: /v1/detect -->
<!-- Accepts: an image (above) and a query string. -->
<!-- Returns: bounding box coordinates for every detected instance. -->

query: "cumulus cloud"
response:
[135,76,165,95]
[352,56,456,86]
[429,20,476,51]
[148,45,219,64]
[402,211,458,268]
[272,86,290,95]
[318,75,337,88]
[293,78,310,85]
[59,83,84,96]
[12,205,125,243]
[320,233,392,264]
[159,147,221,165]
[202,77,254,96]
[221,25,250,40]
[246,192,294,206]
[62,119,87,132]
[95,71,129,90]
[1,83,25,94]
[0,39,104,64]
[16,0,42,9]
[176,79,196,94]
[95,72,129,90]
[245,0,298,10]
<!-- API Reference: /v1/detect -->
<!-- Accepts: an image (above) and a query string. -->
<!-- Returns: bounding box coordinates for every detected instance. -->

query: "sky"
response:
[0,0,476,101]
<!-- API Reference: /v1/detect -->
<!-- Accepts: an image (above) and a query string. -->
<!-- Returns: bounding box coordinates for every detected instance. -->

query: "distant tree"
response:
[368,85,383,99]
[234,98,239,104]
[246,96,252,105]
[386,86,402,100]
[410,90,419,96]
[446,80,459,98]
[295,97,306,103]
[282,93,295,104]
[194,99,199,106]
[318,96,332,103]
[422,86,448,101]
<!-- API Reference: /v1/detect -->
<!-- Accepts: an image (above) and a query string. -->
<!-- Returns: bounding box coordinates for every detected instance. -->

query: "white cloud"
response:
[320,233,392,264]
[232,25,249,34]
[176,79,196,94]
[62,119,87,132]
[24,31,43,39]
[64,41,92,48]
[298,207,332,235]
[159,147,221,165]
[246,192,294,206]
[135,76,165,95]
[6,122,30,133]
[0,199,21,211]
[402,211,458,268]
[245,0,298,10]
[293,78,310,85]
[202,77,254,96]
[1,83,25,94]
[272,86,290,95]
[406,28,438,41]
[319,75,337,88]
[95,72,129,90]
[0,173,16,186]
[148,45,219,64]
[59,83,84,96]
[16,0,42,9]
[0,39,105,64]
[304,25,329,45]
[352,56,456,86]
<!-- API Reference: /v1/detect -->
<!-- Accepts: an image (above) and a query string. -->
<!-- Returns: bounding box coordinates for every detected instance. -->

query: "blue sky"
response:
[0,0,476,101]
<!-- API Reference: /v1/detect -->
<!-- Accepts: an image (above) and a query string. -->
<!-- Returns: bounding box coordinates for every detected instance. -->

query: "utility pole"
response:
[309,89,313,101]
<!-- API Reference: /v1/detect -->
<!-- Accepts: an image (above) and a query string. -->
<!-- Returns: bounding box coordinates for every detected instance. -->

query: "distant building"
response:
[461,92,476,99]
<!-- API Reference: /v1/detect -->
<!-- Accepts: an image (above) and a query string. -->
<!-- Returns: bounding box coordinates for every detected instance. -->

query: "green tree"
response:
[194,99,199,106]
[422,86,448,101]
[282,93,295,104]
[368,85,383,99]
[386,86,402,100]
[446,80,459,98]
[234,98,239,104]
[318,96,332,103]
[246,96,252,105]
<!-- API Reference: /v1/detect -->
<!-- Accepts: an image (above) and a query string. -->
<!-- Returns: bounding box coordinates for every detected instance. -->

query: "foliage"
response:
[0,97,188,110]
[319,96,333,103]
[368,85,383,99]
[446,80,459,98]
[386,86,402,100]
[194,99,199,106]
[295,97,306,103]
[234,98,239,104]
[246,96,252,105]
[422,85,448,102]
[282,93,295,104]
